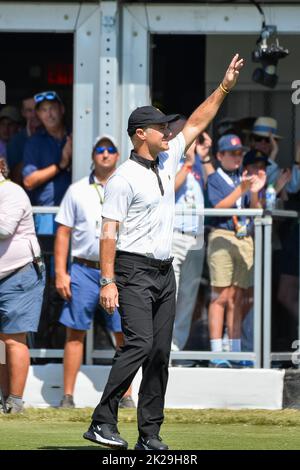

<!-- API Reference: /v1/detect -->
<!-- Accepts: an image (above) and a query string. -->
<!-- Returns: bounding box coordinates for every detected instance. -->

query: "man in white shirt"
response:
[55,136,134,409]
[0,158,45,414]
[84,54,244,450]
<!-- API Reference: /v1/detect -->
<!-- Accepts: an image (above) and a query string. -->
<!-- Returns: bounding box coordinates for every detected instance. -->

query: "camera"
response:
[33,256,45,279]
[252,25,289,88]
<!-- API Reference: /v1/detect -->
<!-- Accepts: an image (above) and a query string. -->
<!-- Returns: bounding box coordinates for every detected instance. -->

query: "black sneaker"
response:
[135,435,169,450]
[83,422,128,449]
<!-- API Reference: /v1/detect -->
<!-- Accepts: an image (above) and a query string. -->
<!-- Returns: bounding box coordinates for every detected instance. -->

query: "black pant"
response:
[92,251,176,437]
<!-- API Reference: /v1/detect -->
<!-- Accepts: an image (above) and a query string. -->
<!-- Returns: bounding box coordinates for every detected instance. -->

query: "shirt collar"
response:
[220,165,240,178]
[129,150,159,169]
[89,171,102,185]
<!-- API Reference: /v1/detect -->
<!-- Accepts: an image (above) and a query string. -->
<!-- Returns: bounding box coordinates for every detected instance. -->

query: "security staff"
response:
[83,54,244,450]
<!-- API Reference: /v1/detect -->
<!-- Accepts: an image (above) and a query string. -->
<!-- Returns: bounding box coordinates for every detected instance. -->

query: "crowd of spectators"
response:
[1,90,300,412]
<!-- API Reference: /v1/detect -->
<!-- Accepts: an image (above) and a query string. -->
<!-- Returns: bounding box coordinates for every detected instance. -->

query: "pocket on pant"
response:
[115,259,136,287]
[17,265,38,292]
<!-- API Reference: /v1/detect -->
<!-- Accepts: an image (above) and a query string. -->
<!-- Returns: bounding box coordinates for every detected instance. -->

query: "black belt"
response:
[116,250,173,270]
[73,257,100,270]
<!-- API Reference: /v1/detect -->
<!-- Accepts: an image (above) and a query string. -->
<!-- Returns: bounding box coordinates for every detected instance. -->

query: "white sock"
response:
[210,339,223,352]
[229,339,241,352]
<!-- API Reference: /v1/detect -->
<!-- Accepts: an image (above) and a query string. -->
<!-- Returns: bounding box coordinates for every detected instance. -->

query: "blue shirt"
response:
[22,128,71,206]
[174,154,204,235]
[7,128,28,170]
[207,168,250,231]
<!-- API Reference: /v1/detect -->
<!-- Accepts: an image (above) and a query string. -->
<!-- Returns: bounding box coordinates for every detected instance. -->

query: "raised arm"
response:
[182,54,244,152]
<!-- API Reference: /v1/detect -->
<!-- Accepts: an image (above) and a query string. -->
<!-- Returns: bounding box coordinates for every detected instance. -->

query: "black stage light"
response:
[252,24,289,89]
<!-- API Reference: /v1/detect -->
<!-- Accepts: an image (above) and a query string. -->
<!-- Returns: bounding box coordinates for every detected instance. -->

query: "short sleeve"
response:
[102,174,133,222]
[22,137,39,178]
[167,132,186,172]
[55,186,76,228]
[207,175,226,207]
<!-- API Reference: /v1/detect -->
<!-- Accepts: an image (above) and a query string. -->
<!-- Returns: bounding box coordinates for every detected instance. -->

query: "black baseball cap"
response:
[243,149,271,167]
[127,106,180,137]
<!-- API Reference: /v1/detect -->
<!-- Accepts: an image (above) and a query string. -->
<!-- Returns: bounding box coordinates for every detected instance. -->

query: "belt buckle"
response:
[159,260,168,271]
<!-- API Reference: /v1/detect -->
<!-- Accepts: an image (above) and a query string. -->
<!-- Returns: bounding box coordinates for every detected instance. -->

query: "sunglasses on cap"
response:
[95,146,117,154]
[254,135,271,143]
[34,91,61,104]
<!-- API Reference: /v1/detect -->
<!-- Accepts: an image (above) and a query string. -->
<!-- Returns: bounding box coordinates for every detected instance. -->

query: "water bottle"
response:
[265,184,276,210]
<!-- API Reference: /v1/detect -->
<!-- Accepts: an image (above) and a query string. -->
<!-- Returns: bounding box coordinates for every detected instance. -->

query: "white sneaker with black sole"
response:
[83,422,128,449]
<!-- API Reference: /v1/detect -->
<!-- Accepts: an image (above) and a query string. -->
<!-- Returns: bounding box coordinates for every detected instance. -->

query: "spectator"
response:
[0,106,21,160]
[22,91,71,235]
[171,132,214,352]
[241,149,271,352]
[243,149,271,207]
[207,135,265,367]
[0,157,45,413]
[250,116,282,185]
[282,142,300,195]
[54,135,135,409]
[7,96,41,186]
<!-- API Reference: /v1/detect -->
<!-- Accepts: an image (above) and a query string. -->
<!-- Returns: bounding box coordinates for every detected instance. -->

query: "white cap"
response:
[93,134,118,149]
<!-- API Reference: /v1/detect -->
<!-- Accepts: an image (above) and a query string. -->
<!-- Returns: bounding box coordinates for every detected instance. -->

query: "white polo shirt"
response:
[102,132,186,260]
[55,174,104,261]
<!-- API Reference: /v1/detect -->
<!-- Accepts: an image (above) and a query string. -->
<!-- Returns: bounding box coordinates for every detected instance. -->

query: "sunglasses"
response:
[230,151,243,157]
[254,136,271,144]
[95,146,117,154]
[34,91,60,104]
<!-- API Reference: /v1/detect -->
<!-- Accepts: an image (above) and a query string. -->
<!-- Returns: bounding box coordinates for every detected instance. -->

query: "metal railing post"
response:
[254,216,263,368]
[85,324,94,365]
[263,214,273,369]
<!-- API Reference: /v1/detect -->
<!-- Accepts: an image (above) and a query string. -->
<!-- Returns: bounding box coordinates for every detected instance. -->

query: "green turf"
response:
[1,409,300,450]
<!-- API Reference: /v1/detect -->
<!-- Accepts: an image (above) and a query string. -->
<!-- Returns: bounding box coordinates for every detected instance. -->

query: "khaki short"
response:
[207,228,254,289]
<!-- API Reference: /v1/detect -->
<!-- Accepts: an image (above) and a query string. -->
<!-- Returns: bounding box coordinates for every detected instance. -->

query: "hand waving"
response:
[222,54,245,91]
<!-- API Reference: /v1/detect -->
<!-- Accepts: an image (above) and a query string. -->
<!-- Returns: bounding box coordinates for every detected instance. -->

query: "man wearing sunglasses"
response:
[250,116,282,187]
[22,90,71,235]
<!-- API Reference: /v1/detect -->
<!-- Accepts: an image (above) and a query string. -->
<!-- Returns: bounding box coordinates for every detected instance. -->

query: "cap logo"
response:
[231,137,240,146]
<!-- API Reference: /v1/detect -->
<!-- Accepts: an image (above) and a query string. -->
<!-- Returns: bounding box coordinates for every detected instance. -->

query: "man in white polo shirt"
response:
[55,135,134,409]
[0,158,45,414]
[83,54,244,450]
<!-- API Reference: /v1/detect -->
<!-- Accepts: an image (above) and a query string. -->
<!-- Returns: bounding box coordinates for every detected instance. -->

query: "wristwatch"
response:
[100,277,116,287]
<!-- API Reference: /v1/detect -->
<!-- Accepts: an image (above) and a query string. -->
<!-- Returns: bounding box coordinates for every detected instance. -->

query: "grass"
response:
[1,408,300,450]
